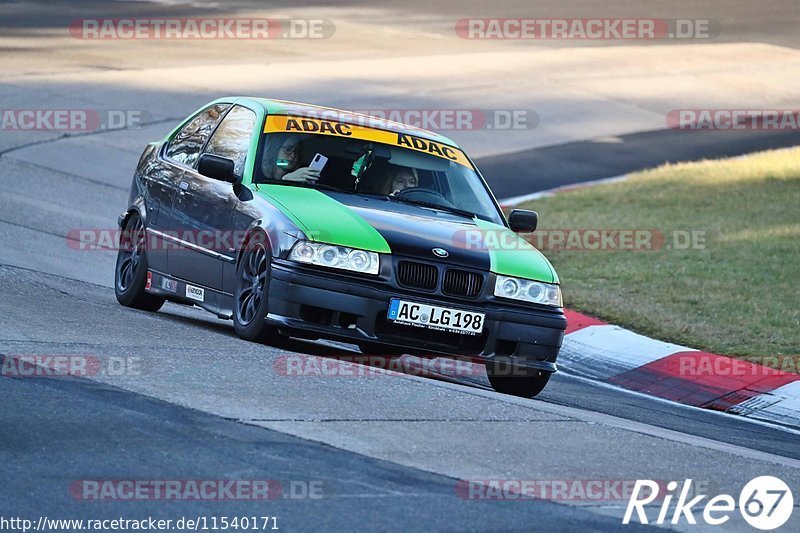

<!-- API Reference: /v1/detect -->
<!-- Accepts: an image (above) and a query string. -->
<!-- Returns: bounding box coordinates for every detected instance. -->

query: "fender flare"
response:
[118,197,148,230]
[235,220,277,267]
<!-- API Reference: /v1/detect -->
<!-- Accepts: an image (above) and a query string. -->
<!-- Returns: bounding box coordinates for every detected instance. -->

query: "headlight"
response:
[494,275,562,307]
[289,242,380,275]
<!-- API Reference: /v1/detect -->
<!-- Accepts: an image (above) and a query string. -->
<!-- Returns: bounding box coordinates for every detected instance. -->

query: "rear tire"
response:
[233,234,279,343]
[114,212,165,312]
[486,362,551,398]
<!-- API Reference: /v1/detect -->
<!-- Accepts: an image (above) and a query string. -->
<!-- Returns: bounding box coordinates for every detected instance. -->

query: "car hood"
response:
[254,185,557,283]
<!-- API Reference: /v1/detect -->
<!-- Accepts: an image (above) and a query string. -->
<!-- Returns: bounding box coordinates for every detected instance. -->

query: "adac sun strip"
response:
[264,115,471,168]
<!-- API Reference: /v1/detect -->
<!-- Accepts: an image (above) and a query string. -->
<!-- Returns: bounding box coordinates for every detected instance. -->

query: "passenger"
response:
[261,134,320,183]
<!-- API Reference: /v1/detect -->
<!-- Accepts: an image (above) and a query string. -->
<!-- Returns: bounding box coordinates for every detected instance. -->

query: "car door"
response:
[136,151,179,274]
[158,103,231,277]
[169,104,257,292]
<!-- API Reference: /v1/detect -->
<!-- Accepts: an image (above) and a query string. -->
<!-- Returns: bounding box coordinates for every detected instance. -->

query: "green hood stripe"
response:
[473,218,558,284]
[255,185,391,253]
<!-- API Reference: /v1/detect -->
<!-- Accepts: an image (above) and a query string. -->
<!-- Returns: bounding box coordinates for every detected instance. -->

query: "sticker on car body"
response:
[160,278,178,293]
[185,284,204,302]
[263,115,471,167]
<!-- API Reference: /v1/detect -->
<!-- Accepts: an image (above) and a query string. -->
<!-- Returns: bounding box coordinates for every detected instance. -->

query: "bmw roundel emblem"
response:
[432,248,449,258]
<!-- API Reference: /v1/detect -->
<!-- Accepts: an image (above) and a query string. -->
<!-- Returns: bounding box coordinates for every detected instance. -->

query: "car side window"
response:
[165,103,230,167]
[203,105,257,177]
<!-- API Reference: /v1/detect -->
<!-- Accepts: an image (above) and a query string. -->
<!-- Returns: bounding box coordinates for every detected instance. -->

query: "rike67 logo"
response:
[624,477,793,529]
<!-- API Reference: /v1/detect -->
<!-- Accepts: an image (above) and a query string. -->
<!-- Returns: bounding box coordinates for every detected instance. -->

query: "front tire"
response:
[233,235,278,343]
[486,362,551,398]
[114,212,165,312]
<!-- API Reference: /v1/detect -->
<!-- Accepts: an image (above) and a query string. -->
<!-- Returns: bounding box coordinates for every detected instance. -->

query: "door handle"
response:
[178,181,189,195]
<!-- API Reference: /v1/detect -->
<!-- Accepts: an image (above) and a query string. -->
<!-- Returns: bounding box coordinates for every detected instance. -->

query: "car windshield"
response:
[254,130,504,224]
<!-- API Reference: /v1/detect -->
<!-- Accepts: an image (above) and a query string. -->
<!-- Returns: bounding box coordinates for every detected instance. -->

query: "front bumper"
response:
[266,260,567,373]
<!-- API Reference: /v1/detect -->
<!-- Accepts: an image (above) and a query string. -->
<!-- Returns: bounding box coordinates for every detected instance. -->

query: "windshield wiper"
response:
[387,195,478,220]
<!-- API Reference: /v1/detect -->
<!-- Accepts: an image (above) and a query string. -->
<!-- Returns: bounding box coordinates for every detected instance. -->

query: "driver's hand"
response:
[282,167,320,183]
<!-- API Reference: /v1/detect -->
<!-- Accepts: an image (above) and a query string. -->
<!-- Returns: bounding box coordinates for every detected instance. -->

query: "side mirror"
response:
[197,153,237,183]
[509,209,538,233]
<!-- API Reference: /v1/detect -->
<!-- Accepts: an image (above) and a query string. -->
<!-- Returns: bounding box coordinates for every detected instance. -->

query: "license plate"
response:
[387,298,485,335]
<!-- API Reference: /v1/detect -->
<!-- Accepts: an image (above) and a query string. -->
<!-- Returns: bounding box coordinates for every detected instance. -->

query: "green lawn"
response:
[520,147,800,362]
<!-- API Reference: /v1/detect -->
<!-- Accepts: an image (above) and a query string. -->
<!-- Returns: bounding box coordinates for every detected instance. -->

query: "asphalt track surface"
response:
[2,266,799,533]
[5,0,800,50]
[480,129,800,199]
[2,1,800,532]
[3,361,646,533]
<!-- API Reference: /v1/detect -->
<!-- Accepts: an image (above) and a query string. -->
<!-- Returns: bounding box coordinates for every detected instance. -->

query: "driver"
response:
[383,165,418,195]
[261,134,320,183]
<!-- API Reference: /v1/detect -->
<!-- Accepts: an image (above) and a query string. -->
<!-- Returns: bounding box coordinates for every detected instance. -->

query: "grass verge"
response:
[519,147,800,364]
